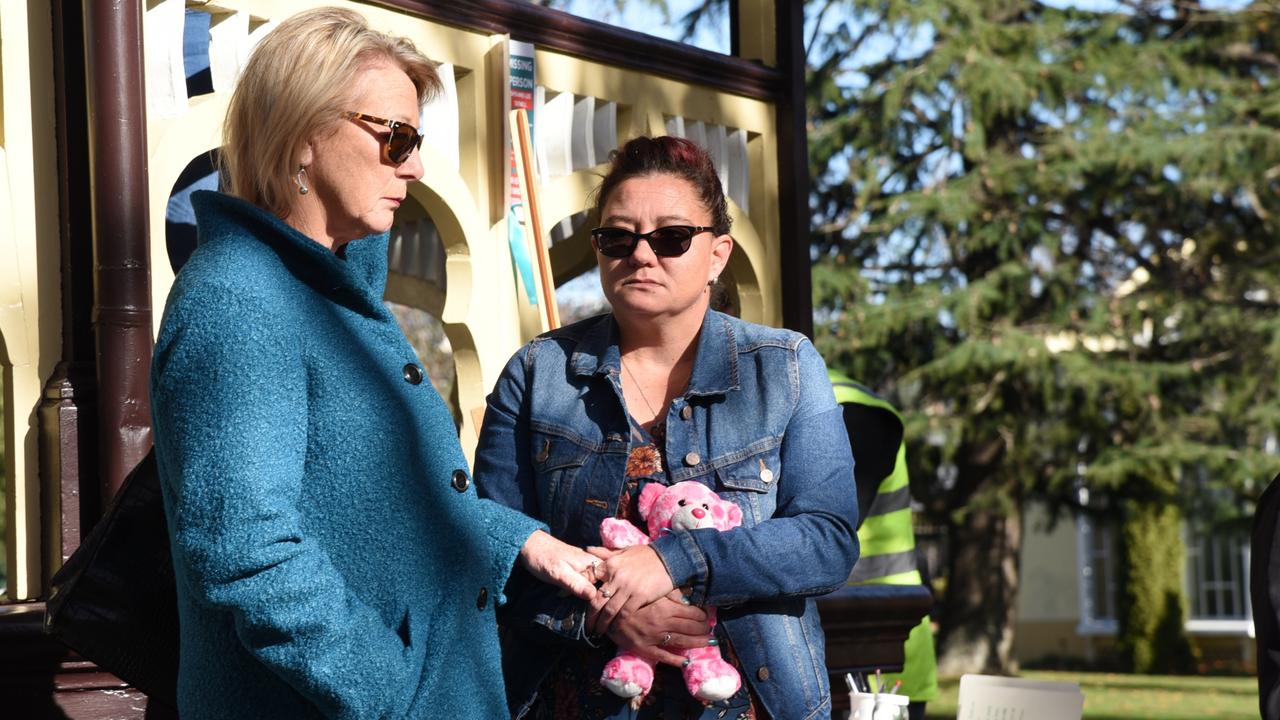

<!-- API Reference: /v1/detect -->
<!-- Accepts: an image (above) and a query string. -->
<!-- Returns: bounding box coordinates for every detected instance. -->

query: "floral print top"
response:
[527,417,761,720]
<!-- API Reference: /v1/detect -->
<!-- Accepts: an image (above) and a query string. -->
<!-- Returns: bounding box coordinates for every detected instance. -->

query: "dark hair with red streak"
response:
[593,135,732,236]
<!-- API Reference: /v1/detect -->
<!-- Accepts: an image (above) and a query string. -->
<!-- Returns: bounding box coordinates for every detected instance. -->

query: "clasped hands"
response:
[517,532,712,668]
[585,544,712,668]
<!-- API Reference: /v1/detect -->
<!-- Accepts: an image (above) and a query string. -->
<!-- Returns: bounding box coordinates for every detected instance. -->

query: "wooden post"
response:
[510,108,561,331]
[773,0,814,338]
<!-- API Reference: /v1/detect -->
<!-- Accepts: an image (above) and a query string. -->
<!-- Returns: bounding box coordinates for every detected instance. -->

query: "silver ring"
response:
[590,560,601,575]
[660,632,672,646]
[600,589,612,599]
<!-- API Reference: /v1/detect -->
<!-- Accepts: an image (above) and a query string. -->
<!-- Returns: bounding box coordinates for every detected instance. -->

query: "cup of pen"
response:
[846,690,909,720]
[845,672,909,720]
[847,690,878,720]
[870,692,909,720]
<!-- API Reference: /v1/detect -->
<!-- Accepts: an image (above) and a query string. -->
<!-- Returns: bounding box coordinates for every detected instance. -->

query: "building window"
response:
[1077,516,1255,636]
[1077,514,1117,634]
[1186,531,1252,632]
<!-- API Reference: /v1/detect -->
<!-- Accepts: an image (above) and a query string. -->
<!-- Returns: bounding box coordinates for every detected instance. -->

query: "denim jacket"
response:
[474,310,858,720]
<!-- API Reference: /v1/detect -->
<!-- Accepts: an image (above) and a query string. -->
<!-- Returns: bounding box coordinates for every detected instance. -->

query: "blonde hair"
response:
[221,7,440,217]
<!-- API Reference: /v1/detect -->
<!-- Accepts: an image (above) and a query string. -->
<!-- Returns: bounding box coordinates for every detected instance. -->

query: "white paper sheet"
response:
[956,674,1084,720]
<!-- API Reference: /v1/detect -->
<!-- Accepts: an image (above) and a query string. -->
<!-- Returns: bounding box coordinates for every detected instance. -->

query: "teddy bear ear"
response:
[718,499,743,530]
[637,482,666,519]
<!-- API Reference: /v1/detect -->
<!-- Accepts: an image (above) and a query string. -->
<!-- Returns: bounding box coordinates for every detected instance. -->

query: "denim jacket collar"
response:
[568,316,622,378]
[567,310,740,396]
[688,310,739,396]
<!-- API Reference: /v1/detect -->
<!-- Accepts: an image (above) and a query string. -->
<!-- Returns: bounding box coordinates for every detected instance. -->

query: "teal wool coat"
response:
[151,191,543,719]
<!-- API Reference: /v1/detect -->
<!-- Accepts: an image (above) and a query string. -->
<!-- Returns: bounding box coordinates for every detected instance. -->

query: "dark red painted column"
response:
[83,0,153,506]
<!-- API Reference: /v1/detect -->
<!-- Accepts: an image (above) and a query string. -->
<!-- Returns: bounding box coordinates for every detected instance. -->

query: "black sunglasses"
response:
[591,225,715,258]
[344,111,423,165]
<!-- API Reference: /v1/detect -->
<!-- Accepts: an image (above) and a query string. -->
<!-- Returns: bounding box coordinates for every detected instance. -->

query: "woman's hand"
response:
[588,589,711,667]
[586,544,676,635]
[518,530,599,601]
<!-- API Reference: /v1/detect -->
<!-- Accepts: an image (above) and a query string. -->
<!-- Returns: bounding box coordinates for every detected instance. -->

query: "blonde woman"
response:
[150,8,597,718]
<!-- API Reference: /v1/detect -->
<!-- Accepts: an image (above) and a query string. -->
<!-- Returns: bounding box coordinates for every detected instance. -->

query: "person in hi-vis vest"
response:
[831,370,938,720]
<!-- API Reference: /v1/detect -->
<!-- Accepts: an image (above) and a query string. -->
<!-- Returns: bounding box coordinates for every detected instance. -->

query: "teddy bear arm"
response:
[599,517,651,550]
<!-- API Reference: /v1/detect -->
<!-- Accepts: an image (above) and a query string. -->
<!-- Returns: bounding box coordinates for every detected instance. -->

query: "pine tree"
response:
[809,0,1280,673]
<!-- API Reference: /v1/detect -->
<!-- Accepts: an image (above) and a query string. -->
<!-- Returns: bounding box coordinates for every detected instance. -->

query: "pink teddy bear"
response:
[597,480,743,706]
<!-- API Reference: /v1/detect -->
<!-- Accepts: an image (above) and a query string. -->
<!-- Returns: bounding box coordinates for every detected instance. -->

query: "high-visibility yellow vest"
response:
[831,370,938,702]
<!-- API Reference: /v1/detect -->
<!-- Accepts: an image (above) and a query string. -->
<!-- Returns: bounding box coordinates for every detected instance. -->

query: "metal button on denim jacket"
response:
[475,310,859,720]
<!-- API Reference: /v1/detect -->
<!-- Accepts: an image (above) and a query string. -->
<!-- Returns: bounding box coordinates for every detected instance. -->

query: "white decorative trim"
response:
[685,120,707,150]
[705,123,727,191]
[1185,619,1254,637]
[571,95,596,170]
[593,101,617,167]
[421,63,460,173]
[208,10,249,94]
[539,91,574,179]
[727,128,750,214]
[143,0,187,118]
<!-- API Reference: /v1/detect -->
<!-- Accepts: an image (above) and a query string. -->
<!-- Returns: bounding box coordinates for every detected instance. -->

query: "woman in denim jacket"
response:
[475,136,859,720]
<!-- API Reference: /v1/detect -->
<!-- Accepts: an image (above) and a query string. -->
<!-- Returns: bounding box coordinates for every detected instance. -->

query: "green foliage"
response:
[811,0,1280,506]
[1115,501,1199,674]
[806,0,1280,670]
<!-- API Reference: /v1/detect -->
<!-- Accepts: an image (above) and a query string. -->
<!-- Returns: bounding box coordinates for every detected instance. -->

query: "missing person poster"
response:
[507,39,539,306]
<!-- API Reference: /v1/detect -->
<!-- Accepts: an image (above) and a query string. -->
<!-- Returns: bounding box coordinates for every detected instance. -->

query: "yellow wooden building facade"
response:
[1,0,822,714]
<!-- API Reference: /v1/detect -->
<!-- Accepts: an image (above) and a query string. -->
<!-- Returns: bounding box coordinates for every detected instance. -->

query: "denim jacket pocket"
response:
[530,431,592,538]
[713,445,782,525]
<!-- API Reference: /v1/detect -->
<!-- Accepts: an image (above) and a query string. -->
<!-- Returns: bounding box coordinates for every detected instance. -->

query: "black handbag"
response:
[44,447,180,709]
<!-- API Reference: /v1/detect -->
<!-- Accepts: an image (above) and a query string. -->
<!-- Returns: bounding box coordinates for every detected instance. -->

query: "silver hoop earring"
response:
[295,166,310,195]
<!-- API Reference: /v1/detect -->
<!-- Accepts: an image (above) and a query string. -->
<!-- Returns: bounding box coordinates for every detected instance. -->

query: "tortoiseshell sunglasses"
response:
[343,111,423,165]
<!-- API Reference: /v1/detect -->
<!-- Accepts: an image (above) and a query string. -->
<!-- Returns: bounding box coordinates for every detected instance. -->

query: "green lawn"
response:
[924,671,1258,720]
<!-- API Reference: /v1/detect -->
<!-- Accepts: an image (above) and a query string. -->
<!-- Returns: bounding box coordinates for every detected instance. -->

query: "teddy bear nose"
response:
[691,507,707,519]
